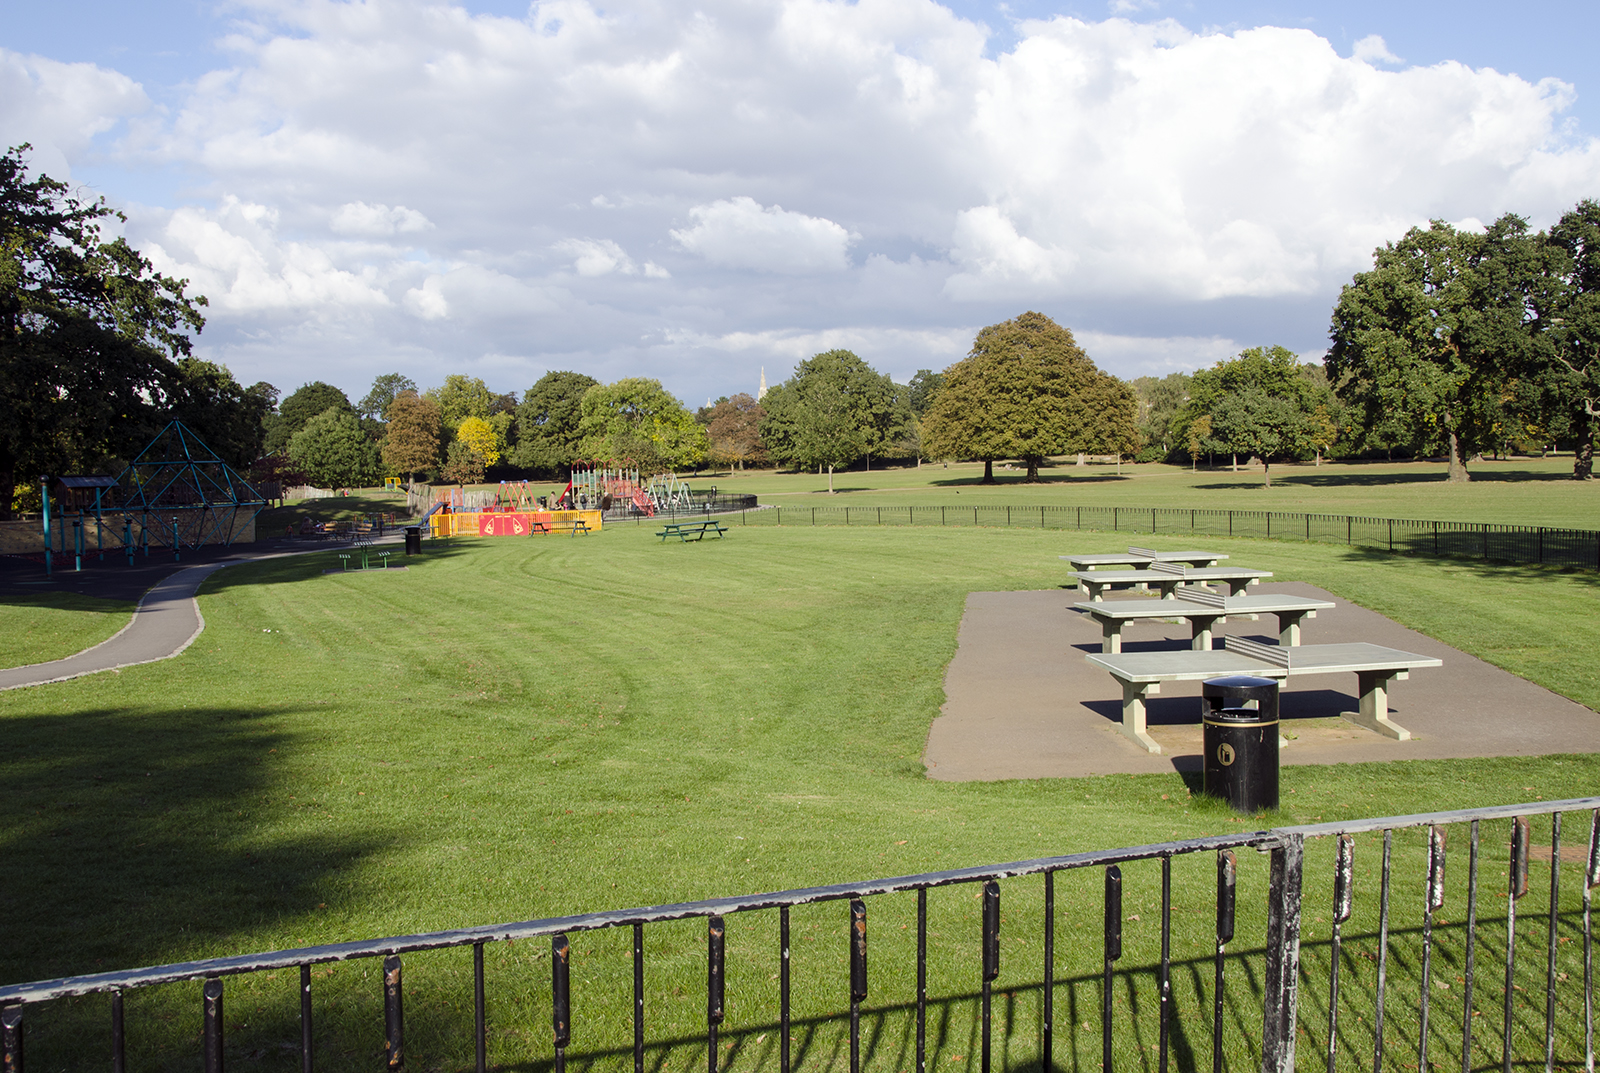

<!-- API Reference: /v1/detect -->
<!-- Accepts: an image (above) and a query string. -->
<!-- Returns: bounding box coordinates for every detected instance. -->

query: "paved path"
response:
[924,583,1599,781]
[0,536,407,691]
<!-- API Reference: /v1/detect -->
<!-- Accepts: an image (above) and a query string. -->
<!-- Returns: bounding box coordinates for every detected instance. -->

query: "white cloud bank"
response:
[9,0,1600,398]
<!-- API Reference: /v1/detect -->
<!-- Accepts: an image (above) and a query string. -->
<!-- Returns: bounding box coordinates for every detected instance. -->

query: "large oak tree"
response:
[921,312,1138,482]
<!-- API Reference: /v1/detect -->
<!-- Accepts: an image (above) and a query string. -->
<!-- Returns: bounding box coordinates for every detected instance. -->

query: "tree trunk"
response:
[827,465,834,493]
[865,453,870,472]
[1076,453,1086,467]
[1446,429,1470,482]
[1575,414,1595,480]
[980,459,995,484]
[1231,454,1237,472]
[1263,459,1271,489]
[0,452,16,522]
[1024,455,1042,482]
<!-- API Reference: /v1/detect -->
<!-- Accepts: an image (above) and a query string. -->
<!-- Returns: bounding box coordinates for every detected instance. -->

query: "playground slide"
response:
[419,500,449,523]
[632,488,654,516]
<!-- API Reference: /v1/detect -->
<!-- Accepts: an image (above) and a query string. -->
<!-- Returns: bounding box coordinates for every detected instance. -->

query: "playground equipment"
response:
[568,462,655,515]
[646,472,696,513]
[36,422,267,575]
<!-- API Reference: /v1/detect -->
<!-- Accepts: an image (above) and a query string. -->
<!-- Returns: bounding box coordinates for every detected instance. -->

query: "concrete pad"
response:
[923,583,1599,781]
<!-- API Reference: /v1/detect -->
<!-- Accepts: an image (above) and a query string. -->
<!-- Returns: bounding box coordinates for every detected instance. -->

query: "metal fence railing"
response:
[3,798,1595,1073]
[641,505,1600,571]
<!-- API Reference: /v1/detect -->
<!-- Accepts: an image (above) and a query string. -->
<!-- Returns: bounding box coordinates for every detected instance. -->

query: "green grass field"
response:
[0,592,137,668]
[2,515,1597,1071]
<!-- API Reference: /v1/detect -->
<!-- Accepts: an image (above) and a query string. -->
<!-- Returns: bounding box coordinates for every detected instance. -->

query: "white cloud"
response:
[671,197,859,274]
[330,201,434,236]
[0,49,148,176]
[1352,35,1403,67]
[25,0,1595,405]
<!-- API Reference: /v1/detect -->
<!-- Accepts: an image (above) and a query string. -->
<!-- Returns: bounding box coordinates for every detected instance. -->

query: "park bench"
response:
[1074,586,1335,653]
[1059,547,1229,571]
[1084,635,1442,754]
[535,519,591,536]
[657,520,728,542]
[1066,562,1273,602]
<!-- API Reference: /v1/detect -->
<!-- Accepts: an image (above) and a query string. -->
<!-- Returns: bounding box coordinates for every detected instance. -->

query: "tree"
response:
[906,369,945,416]
[426,374,495,430]
[921,312,1138,482]
[455,415,502,468]
[1131,372,1192,459]
[440,439,485,486]
[265,382,354,455]
[1530,200,1600,479]
[513,371,598,472]
[760,350,908,479]
[288,407,381,488]
[1328,216,1541,482]
[167,358,273,468]
[380,390,441,482]
[0,144,208,517]
[705,393,766,470]
[1176,346,1331,485]
[577,378,707,472]
[358,373,417,421]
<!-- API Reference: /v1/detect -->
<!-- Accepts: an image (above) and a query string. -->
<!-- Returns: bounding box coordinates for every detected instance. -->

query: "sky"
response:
[4,0,1599,409]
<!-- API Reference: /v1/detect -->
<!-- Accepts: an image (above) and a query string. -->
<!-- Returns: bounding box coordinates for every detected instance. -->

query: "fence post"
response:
[1114,507,1119,531]
[204,978,224,1073]
[1261,836,1304,1073]
[3,1003,22,1073]
[384,955,403,1070]
[1347,516,1352,545]
[1229,511,1233,537]
[1388,518,1393,552]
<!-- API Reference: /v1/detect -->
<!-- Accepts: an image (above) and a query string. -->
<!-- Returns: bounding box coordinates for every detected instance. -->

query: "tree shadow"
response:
[198,540,477,595]
[0,703,398,984]
[1331,545,1600,588]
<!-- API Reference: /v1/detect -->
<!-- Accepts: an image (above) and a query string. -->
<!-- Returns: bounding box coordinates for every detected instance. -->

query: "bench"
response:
[657,520,727,542]
[1066,563,1273,602]
[1074,587,1335,653]
[1059,547,1229,571]
[1085,635,1443,754]
[535,519,591,536]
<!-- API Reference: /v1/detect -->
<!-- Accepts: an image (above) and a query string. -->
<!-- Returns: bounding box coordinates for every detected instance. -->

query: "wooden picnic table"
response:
[1059,546,1228,571]
[657,520,728,542]
[1085,635,1442,754]
[1073,588,1335,652]
[1066,564,1273,601]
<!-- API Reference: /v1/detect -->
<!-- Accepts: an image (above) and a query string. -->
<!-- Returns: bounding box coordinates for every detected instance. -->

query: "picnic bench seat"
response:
[1085,635,1442,754]
[1073,587,1336,653]
[1059,547,1229,571]
[657,520,728,542]
[1066,562,1273,602]
[535,519,591,536]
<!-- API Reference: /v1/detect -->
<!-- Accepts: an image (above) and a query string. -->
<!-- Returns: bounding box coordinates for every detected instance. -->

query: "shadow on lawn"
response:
[198,538,479,596]
[0,703,397,985]
[1195,465,1574,492]
[1331,544,1600,587]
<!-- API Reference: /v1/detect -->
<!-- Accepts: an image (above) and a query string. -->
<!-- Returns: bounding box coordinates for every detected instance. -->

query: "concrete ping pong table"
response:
[1085,635,1442,754]
[1059,546,1228,571]
[1074,586,1336,653]
[1066,560,1274,602]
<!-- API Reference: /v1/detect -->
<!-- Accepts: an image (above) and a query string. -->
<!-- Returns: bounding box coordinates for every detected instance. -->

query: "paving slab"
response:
[923,583,1599,781]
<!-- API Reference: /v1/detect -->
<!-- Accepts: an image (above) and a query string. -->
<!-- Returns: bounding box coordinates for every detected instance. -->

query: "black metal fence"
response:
[2,798,1595,1073]
[644,505,1600,571]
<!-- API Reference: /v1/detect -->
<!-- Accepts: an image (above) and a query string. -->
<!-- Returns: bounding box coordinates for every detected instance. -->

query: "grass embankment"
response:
[0,593,136,668]
[1,526,1596,1071]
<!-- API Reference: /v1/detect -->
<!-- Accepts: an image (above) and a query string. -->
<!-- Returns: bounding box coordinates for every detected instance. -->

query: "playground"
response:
[0,472,1597,1069]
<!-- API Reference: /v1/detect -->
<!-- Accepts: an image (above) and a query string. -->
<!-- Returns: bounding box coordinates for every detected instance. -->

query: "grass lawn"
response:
[2,525,1596,1071]
[0,592,136,668]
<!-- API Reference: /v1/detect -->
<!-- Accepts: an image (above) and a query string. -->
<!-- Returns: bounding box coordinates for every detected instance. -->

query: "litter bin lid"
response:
[1202,674,1278,690]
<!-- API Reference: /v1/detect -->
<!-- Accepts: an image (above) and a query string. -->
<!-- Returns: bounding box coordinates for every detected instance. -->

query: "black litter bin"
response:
[404,526,422,555]
[1201,675,1280,813]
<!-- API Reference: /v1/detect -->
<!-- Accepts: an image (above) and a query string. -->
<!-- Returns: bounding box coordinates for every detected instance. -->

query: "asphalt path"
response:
[0,535,406,691]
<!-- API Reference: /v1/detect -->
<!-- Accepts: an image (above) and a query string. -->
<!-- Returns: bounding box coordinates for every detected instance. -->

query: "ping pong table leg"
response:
[1102,619,1121,654]
[1119,680,1162,754]
[1189,613,1218,651]
[1342,670,1412,740]
[1277,611,1306,646]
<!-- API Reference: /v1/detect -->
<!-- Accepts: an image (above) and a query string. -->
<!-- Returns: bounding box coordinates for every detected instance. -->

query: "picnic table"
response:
[1066,563,1273,602]
[1085,635,1442,754]
[1059,546,1228,571]
[1073,587,1335,653]
[657,520,728,542]
[535,519,591,536]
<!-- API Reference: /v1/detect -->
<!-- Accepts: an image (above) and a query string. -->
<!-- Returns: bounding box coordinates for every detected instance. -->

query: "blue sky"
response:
[4,0,1598,405]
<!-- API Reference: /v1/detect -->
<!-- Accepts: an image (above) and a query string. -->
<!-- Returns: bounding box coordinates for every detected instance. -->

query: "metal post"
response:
[917,888,927,1073]
[123,520,133,566]
[982,882,999,1073]
[632,925,644,1073]
[113,989,126,1073]
[849,900,867,1073]
[300,965,312,1073]
[1261,836,1304,1073]
[553,935,570,1073]
[1506,818,1530,1073]
[781,907,792,1073]
[203,978,223,1073]
[383,955,403,1070]
[3,1003,23,1073]
[1420,827,1447,1071]
[1327,836,1353,1073]
[1104,865,1123,1073]
[1043,871,1055,1073]
[40,476,51,576]
[74,518,82,571]
[707,916,725,1073]
[1216,850,1237,1073]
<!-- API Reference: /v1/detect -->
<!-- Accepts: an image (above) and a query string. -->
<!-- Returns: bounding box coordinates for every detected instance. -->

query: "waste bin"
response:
[1201,675,1280,813]
[404,526,422,555]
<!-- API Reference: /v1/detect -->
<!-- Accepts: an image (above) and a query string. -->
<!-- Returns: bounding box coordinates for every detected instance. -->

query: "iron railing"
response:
[648,505,1600,571]
[1,798,1595,1073]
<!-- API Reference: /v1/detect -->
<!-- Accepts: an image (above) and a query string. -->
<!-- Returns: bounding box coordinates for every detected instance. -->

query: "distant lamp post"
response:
[40,475,52,577]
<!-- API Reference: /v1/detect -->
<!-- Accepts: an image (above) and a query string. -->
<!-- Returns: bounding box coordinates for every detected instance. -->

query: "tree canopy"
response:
[513,371,598,473]
[288,407,381,488]
[705,393,766,470]
[577,378,707,472]
[1328,215,1540,482]
[0,144,209,516]
[167,358,275,469]
[266,382,354,456]
[358,373,417,421]
[427,374,495,430]
[1173,346,1338,485]
[759,350,909,486]
[380,390,441,481]
[921,312,1139,482]
[1529,200,1600,479]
